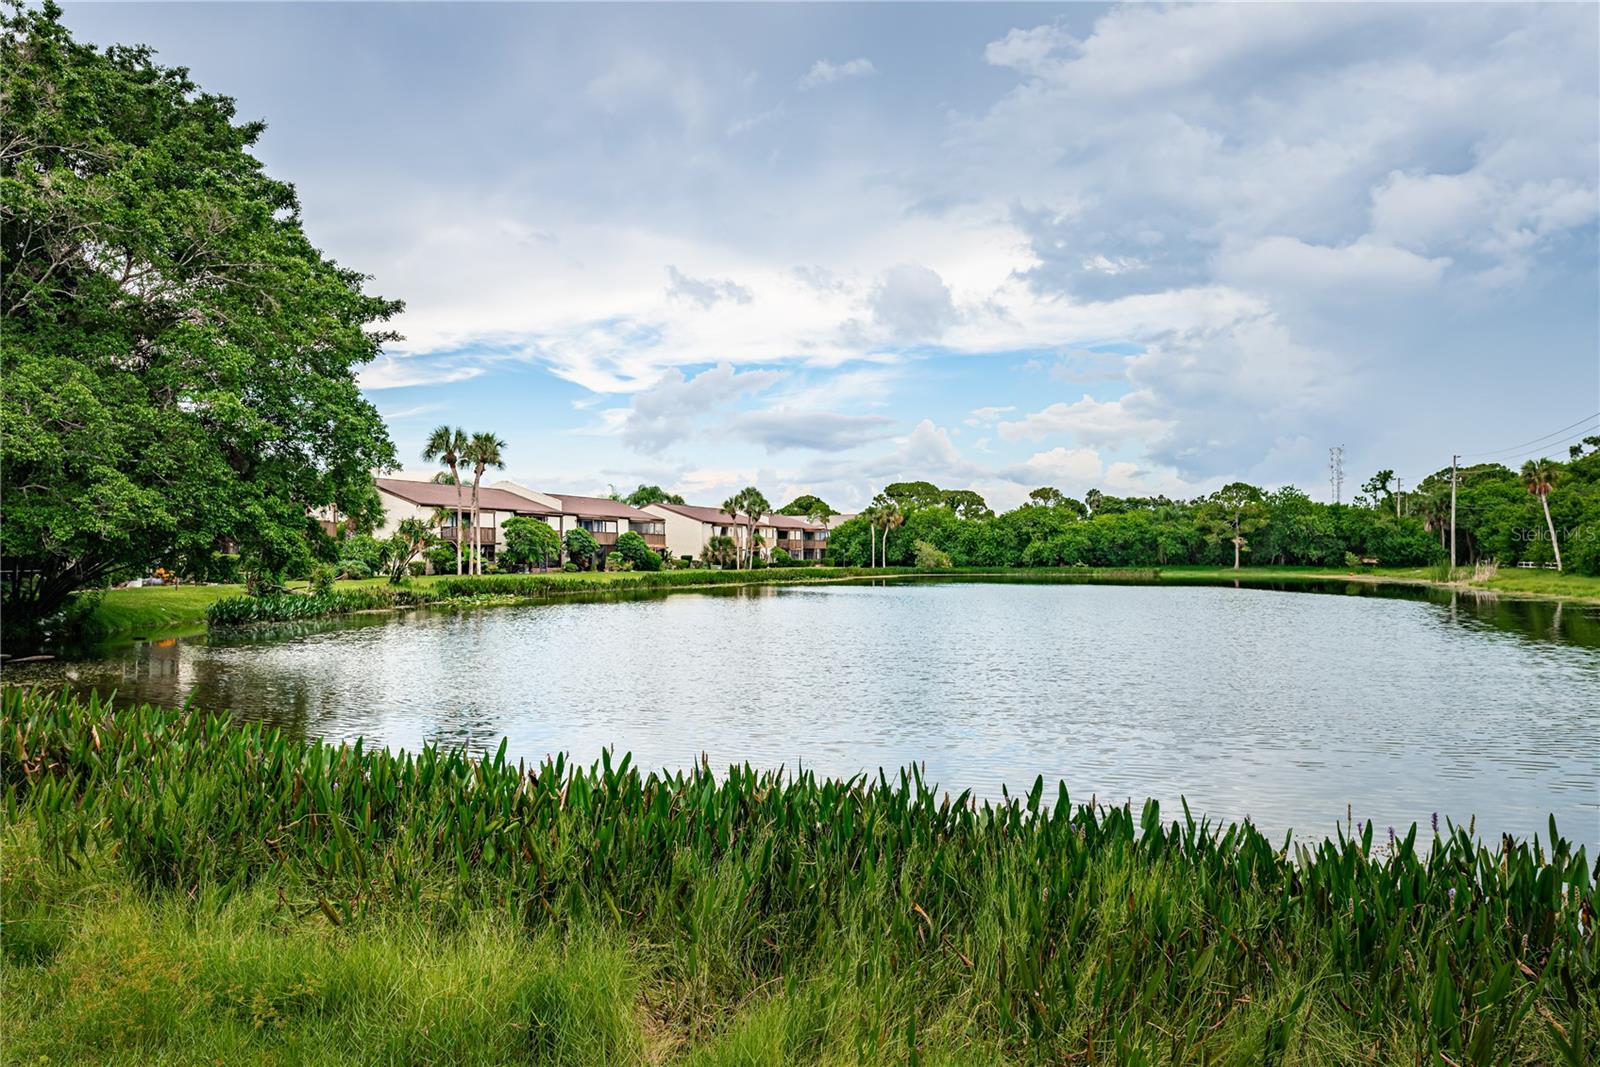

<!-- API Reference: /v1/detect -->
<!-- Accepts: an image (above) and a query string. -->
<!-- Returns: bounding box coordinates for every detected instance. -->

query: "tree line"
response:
[819,450,1600,575]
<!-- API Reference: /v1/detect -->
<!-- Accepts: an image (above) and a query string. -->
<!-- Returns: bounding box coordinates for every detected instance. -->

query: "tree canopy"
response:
[824,477,1460,571]
[624,484,685,507]
[501,516,560,571]
[0,4,399,637]
[777,494,836,523]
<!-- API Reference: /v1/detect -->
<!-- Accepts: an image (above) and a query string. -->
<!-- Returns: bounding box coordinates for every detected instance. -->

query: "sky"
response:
[65,2,1600,511]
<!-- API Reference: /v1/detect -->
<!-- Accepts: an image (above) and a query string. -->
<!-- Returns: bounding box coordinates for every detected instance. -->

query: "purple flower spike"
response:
[1431,812,1439,833]
[1388,825,1396,845]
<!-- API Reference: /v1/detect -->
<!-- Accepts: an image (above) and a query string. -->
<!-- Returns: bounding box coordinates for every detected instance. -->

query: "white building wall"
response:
[642,504,708,560]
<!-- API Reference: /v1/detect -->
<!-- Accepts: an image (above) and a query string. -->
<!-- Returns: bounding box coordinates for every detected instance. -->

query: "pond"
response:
[9,578,1599,846]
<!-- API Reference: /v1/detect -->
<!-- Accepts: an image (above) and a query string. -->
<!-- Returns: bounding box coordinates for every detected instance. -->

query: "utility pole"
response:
[1329,445,1345,504]
[1449,455,1459,570]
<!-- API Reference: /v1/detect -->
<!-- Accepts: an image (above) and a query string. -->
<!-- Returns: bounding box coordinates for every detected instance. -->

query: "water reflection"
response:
[7,578,1598,846]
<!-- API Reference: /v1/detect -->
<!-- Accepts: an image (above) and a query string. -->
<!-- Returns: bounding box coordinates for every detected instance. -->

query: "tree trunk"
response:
[1233,535,1241,569]
[1541,493,1562,571]
[453,465,464,575]
[470,479,482,575]
[869,524,876,568]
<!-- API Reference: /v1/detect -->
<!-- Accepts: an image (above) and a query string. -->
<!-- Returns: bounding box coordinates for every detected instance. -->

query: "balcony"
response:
[437,526,495,544]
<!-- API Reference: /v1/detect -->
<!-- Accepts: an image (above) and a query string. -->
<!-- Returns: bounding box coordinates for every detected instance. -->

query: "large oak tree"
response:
[1,4,398,638]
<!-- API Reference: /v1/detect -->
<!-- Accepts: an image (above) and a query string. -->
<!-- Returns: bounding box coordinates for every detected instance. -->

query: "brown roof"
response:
[651,502,824,530]
[650,502,744,525]
[548,494,654,521]
[766,512,827,531]
[376,477,557,515]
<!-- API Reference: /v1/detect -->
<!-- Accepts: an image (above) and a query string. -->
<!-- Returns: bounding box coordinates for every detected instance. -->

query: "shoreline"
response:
[54,563,1600,651]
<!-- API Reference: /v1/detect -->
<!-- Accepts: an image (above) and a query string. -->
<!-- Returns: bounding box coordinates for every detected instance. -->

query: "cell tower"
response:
[1328,445,1345,504]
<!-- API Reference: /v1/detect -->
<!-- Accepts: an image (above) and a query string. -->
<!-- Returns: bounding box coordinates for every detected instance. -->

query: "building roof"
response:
[547,494,655,521]
[649,502,824,530]
[376,477,557,515]
[649,501,743,525]
[766,512,828,531]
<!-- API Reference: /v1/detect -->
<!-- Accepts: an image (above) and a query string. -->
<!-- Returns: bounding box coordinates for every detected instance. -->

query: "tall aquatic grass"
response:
[4,688,1595,1064]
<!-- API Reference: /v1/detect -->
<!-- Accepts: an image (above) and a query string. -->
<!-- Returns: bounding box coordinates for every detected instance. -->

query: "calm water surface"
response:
[11,579,1600,845]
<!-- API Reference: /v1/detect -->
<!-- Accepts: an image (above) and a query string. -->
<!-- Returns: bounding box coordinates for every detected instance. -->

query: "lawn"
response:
[82,584,242,642]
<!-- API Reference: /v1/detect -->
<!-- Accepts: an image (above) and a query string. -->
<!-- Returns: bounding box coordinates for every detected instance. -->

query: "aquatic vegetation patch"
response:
[3,688,1595,1064]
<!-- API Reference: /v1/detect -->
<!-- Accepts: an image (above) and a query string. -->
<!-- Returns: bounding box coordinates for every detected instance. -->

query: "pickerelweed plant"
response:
[3,688,1594,1065]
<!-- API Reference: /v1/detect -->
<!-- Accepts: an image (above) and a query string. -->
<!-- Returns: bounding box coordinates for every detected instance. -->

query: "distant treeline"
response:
[822,439,1600,574]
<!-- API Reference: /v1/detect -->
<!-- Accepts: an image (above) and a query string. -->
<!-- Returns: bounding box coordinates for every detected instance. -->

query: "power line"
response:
[1462,412,1600,460]
[1481,427,1600,467]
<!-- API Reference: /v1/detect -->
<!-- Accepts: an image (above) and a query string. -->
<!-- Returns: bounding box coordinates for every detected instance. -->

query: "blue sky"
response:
[66,3,1599,510]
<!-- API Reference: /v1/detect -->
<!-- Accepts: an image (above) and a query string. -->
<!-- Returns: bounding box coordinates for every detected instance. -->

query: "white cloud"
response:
[964,405,1015,427]
[729,410,896,453]
[983,24,1075,80]
[997,394,1171,447]
[797,57,876,90]
[1215,236,1451,295]
[665,265,753,308]
[725,104,784,137]
[1013,446,1103,485]
[359,356,486,391]
[617,362,783,451]
[870,263,956,341]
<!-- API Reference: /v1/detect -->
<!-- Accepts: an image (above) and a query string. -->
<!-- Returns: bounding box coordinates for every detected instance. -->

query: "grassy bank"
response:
[4,690,1594,1065]
[70,563,1600,644]
[203,567,925,627]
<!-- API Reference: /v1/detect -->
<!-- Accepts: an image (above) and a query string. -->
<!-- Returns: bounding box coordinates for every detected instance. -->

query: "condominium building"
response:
[373,477,557,563]
[491,484,668,557]
[642,502,829,562]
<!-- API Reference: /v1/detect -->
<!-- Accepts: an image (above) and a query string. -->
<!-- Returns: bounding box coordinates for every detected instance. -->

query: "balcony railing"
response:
[437,527,495,544]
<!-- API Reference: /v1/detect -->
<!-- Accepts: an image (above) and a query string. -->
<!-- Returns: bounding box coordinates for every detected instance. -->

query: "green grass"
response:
[75,563,1600,645]
[80,583,242,642]
[4,688,1594,1066]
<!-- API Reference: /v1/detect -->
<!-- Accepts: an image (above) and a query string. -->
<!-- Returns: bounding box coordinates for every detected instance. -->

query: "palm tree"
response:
[720,494,744,569]
[387,518,433,583]
[1521,459,1562,571]
[862,504,880,567]
[880,502,904,566]
[422,425,468,575]
[463,432,506,575]
[738,487,771,566]
[722,487,772,568]
[866,493,899,568]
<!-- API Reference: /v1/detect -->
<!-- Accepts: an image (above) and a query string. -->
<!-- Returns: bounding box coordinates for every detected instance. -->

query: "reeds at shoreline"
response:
[3,687,1594,1064]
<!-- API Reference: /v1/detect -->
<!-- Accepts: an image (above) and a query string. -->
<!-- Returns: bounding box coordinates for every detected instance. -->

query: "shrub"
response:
[563,528,600,570]
[1343,551,1360,569]
[614,531,657,571]
[561,562,579,573]
[426,543,460,574]
[338,558,374,581]
[309,564,337,595]
[913,540,953,569]
[337,533,388,572]
[408,561,428,577]
[771,548,794,567]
